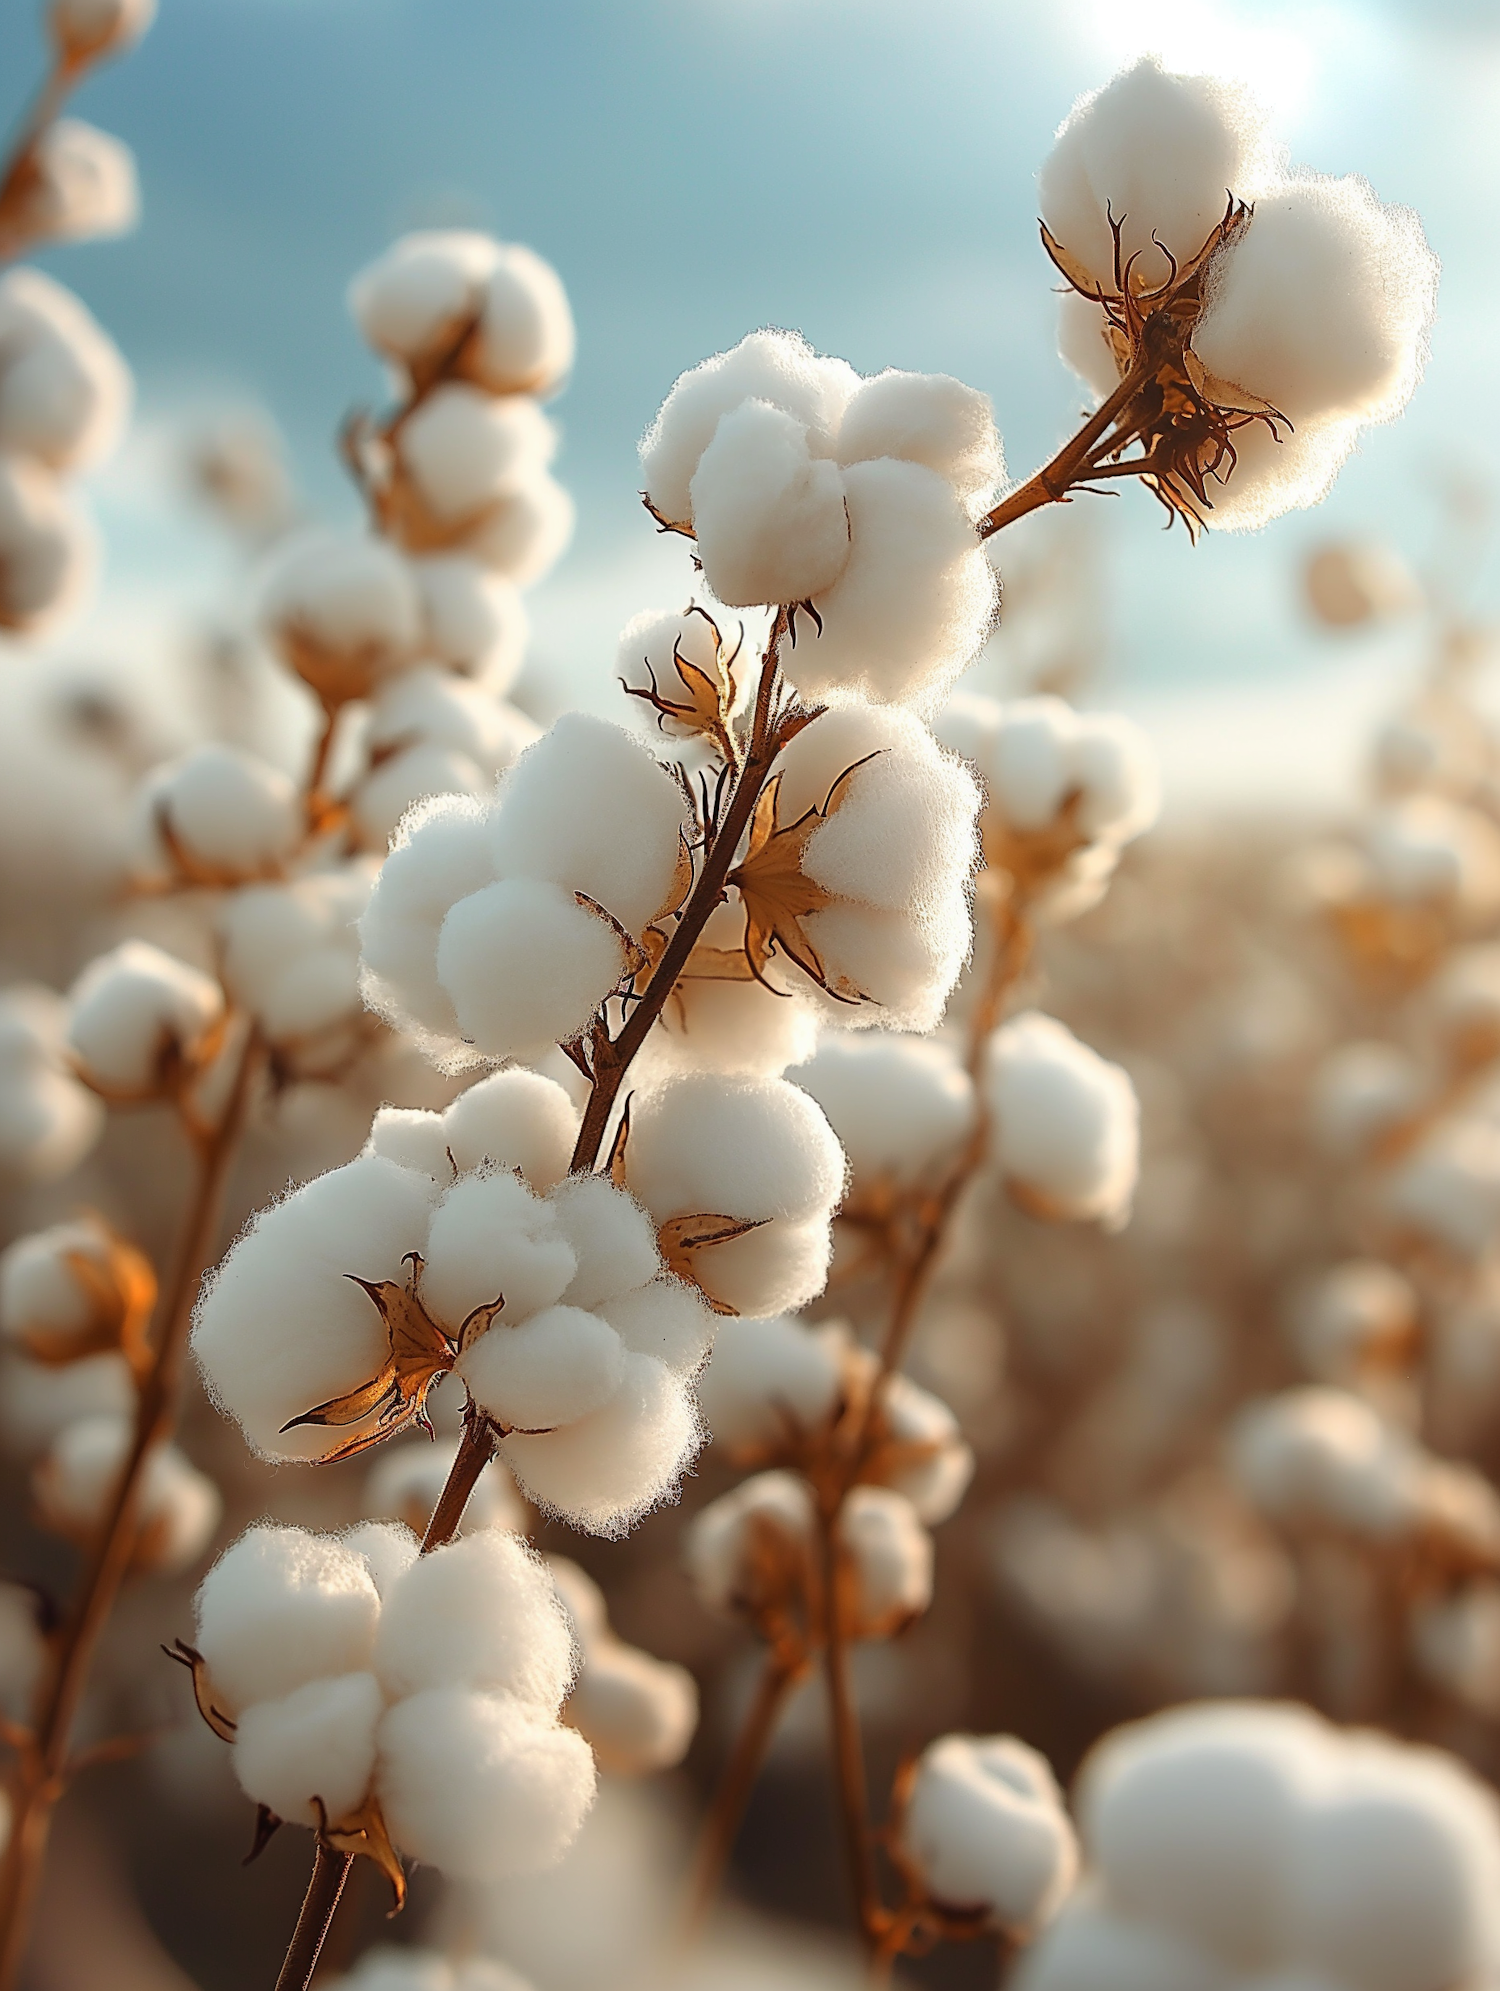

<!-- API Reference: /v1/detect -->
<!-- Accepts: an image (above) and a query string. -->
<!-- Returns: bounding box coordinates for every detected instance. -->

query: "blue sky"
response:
[6,0,1500,778]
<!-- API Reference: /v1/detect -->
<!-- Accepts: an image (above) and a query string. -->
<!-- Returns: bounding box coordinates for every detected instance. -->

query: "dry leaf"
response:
[280,1255,457,1461]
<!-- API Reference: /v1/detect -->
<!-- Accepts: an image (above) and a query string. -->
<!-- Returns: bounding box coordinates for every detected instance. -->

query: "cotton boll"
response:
[464,243,576,399]
[50,0,156,62]
[776,459,996,709]
[1426,944,1500,1070]
[0,1350,131,1458]
[396,388,556,525]
[460,471,575,587]
[0,986,103,1180]
[461,1305,625,1432]
[364,1435,525,1539]
[1291,1261,1417,1382]
[649,969,822,1080]
[1388,1121,1500,1260]
[1410,1585,1500,1718]
[441,1069,580,1189]
[232,1672,381,1827]
[32,1416,220,1572]
[219,865,374,1056]
[67,940,224,1099]
[377,1688,596,1880]
[375,1528,574,1708]
[358,791,497,1053]
[696,1312,842,1452]
[842,1485,933,1636]
[192,1153,441,1462]
[135,742,301,883]
[1012,1895,1230,1991]
[1309,1041,1424,1159]
[353,693,536,852]
[500,1352,699,1537]
[436,877,626,1062]
[548,1176,660,1310]
[411,556,528,691]
[364,1106,450,1180]
[683,1470,816,1622]
[259,532,420,708]
[986,1012,1139,1227]
[1069,716,1162,844]
[901,1734,1077,1931]
[1229,1389,1418,1539]
[871,1373,974,1525]
[565,1640,698,1778]
[792,1032,976,1189]
[193,1524,381,1714]
[348,231,501,368]
[0,269,131,471]
[0,1583,46,1725]
[1039,57,1281,295]
[0,1216,147,1363]
[596,1279,717,1378]
[936,694,1159,855]
[0,454,95,631]
[420,1170,577,1330]
[641,329,859,528]
[1305,540,1423,632]
[19,121,138,246]
[688,399,851,608]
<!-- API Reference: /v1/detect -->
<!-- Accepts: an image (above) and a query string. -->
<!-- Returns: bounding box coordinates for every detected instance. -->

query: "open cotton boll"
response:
[440,1068,580,1189]
[191,1153,441,1461]
[986,1012,1139,1227]
[349,231,501,365]
[464,243,576,399]
[1426,944,1500,1069]
[135,742,301,884]
[641,328,859,528]
[258,531,420,708]
[0,985,103,1179]
[775,459,997,709]
[1309,1041,1424,1159]
[1230,1388,1419,1539]
[547,1175,660,1310]
[648,968,822,1081]
[435,876,627,1061]
[1290,1261,1417,1382]
[232,1672,381,1826]
[374,1529,575,1708]
[0,1215,145,1361]
[0,1583,46,1725]
[870,1372,974,1524]
[791,1031,976,1188]
[364,1434,524,1539]
[683,1469,816,1622]
[697,1312,842,1453]
[1193,175,1437,429]
[458,470,574,587]
[460,1304,626,1433]
[358,791,497,1053]
[410,556,528,691]
[1196,408,1359,535]
[352,680,537,853]
[0,1350,131,1458]
[0,453,95,631]
[936,693,1160,853]
[0,269,131,470]
[842,1485,933,1636]
[1388,1120,1500,1260]
[376,1688,596,1880]
[218,865,374,1055]
[836,370,1003,503]
[616,604,748,743]
[193,1524,382,1716]
[19,121,138,246]
[1039,57,1281,295]
[625,1072,846,1316]
[901,1734,1077,1932]
[67,940,224,1099]
[499,1351,699,1537]
[32,1415,220,1573]
[396,387,556,525]
[415,1145,583,1329]
[688,399,851,608]
[565,1638,698,1778]
[49,0,156,62]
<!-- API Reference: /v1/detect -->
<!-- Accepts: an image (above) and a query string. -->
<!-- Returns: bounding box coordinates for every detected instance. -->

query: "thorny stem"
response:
[273,1843,353,1991]
[976,358,1155,541]
[0,1024,266,1991]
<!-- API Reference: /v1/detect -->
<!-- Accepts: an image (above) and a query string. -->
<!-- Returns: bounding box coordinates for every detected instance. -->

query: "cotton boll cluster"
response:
[131,742,302,888]
[936,693,1159,921]
[67,940,225,1103]
[324,1952,535,1991]
[218,862,377,1074]
[791,1032,977,1197]
[985,1012,1139,1228]
[0,985,103,1178]
[1017,1701,1500,1991]
[0,1214,153,1368]
[359,713,687,1067]
[641,332,1000,707]
[190,1524,595,1880]
[896,1735,1077,1934]
[33,1414,220,1573]
[546,1557,698,1776]
[349,667,538,852]
[364,1434,525,1539]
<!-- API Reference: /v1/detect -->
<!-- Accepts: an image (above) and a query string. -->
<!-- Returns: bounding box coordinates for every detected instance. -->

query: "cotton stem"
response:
[273,1843,353,1991]
[0,1025,266,1991]
[815,1501,882,1958]
[0,49,90,264]
[976,358,1155,541]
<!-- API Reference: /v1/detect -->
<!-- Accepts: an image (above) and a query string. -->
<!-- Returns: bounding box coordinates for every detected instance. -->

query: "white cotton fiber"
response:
[376,1687,596,1880]
[1039,56,1281,294]
[0,1217,118,1352]
[837,370,1003,502]
[50,0,156,61]
[566,1639,699,1778]
[462,1304,626,1432]
[500,1352,699,1536]
[355,669,536,851]
[420,1170,577,1329]
[259,531,420,701]
[0,269,131,471]
[597,1279,717,1377]
[219,865,374,1057]
[936,693,1160,850]
[349,230,500,366]
[843,1485,933,1635]
[374,1528,574,1708]
[0,986,102,1181]
[688,399,851,608]
[696,1312,842,1452]
[986,1011,1140,1227]
[442,1069,580,1188]
[791,1031,976,1187]
[358,791,497,1049]
[193,1524,381,1715]
[873,1373,974,1524]
[0,454,95,631]
[397,387,555,524]
[1057,291,1124,401]
[460,470,575,585]
[683,1470,815,1621]
[22,121,138,246]
[364,1106,452,1180]
[436,876,626,1060]
[411,555,528,690]
[67,940,224,1098]
[776,458,996,709]
[232,1672,381,1826]
[901,1734,1077,1931]
[548,1175,660,1309]
[641,329,858,527]
[137,742,300,882]
[466,244,576,399]
[191,1152,441,1461]
[342,1519,421,1597]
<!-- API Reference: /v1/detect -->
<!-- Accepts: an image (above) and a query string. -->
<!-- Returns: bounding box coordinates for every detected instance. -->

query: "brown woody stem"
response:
[273,1843,353,1991]
[420,1406,497,1552]
[976,359,1153,541]
[816,1503,882,1958]
[0,52,88,264]
[0,1025,265,1991]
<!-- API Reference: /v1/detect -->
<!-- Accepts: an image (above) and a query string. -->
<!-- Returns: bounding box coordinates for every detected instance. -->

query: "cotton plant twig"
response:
[0,1022,266,1991]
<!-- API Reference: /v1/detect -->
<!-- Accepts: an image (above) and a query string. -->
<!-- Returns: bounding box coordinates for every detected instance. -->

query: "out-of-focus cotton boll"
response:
[33,1414,220,1573]
[1039,57,1280,295]
[1410,1584,1500,1718]
[0,269,131,470]
[349,231,504,369]
[459,471,575,586]
[352,669,538,853]
[841,1485,933,1636]
[232,1672,382,1826]
[363,1433,525,1539]
[1012,1893,1229,1991]
[16,121,138,246]
[66,940,224,1101]
[193,1524,382,1716]
[0,1350,131,1458]
[49,0,156,62]
[1304,540,1423,631]
[464,243,576,399]
[134,742,301,886]
[836,369,1003,503]
[0,1215,151,1366]
[1387,1120,1500,1260]
[986,1011,1140,1228]
[373,1529,575,1709]
[191,1153,440,1462]
[1425,944,1500,1071]
[791,1031,976,1190]
[0,453,95,631]
[697,1312,842,1455]
[325,1951,535,1991]
[1364,798,1500,919]
[774,458,997,709]
[0,985,103,1179]
[683,1470,817,1627]
[1309,1041,1425,1159]
[376,1688,596,1881]
[410,556,527,691]
[395,388,555,526]
[625,1073,846,1317]
[548,1558,698,1776]
[1230,1388,1419,1539]
[689,399,851,608]
[900,1734,1077,1932]
[867,1371,975,1525]
[258,532,420,710]
[0,1583,46,1725]
[616,603,748,750]
[1290,1262,1417,1383]
[218,864,375,1064]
